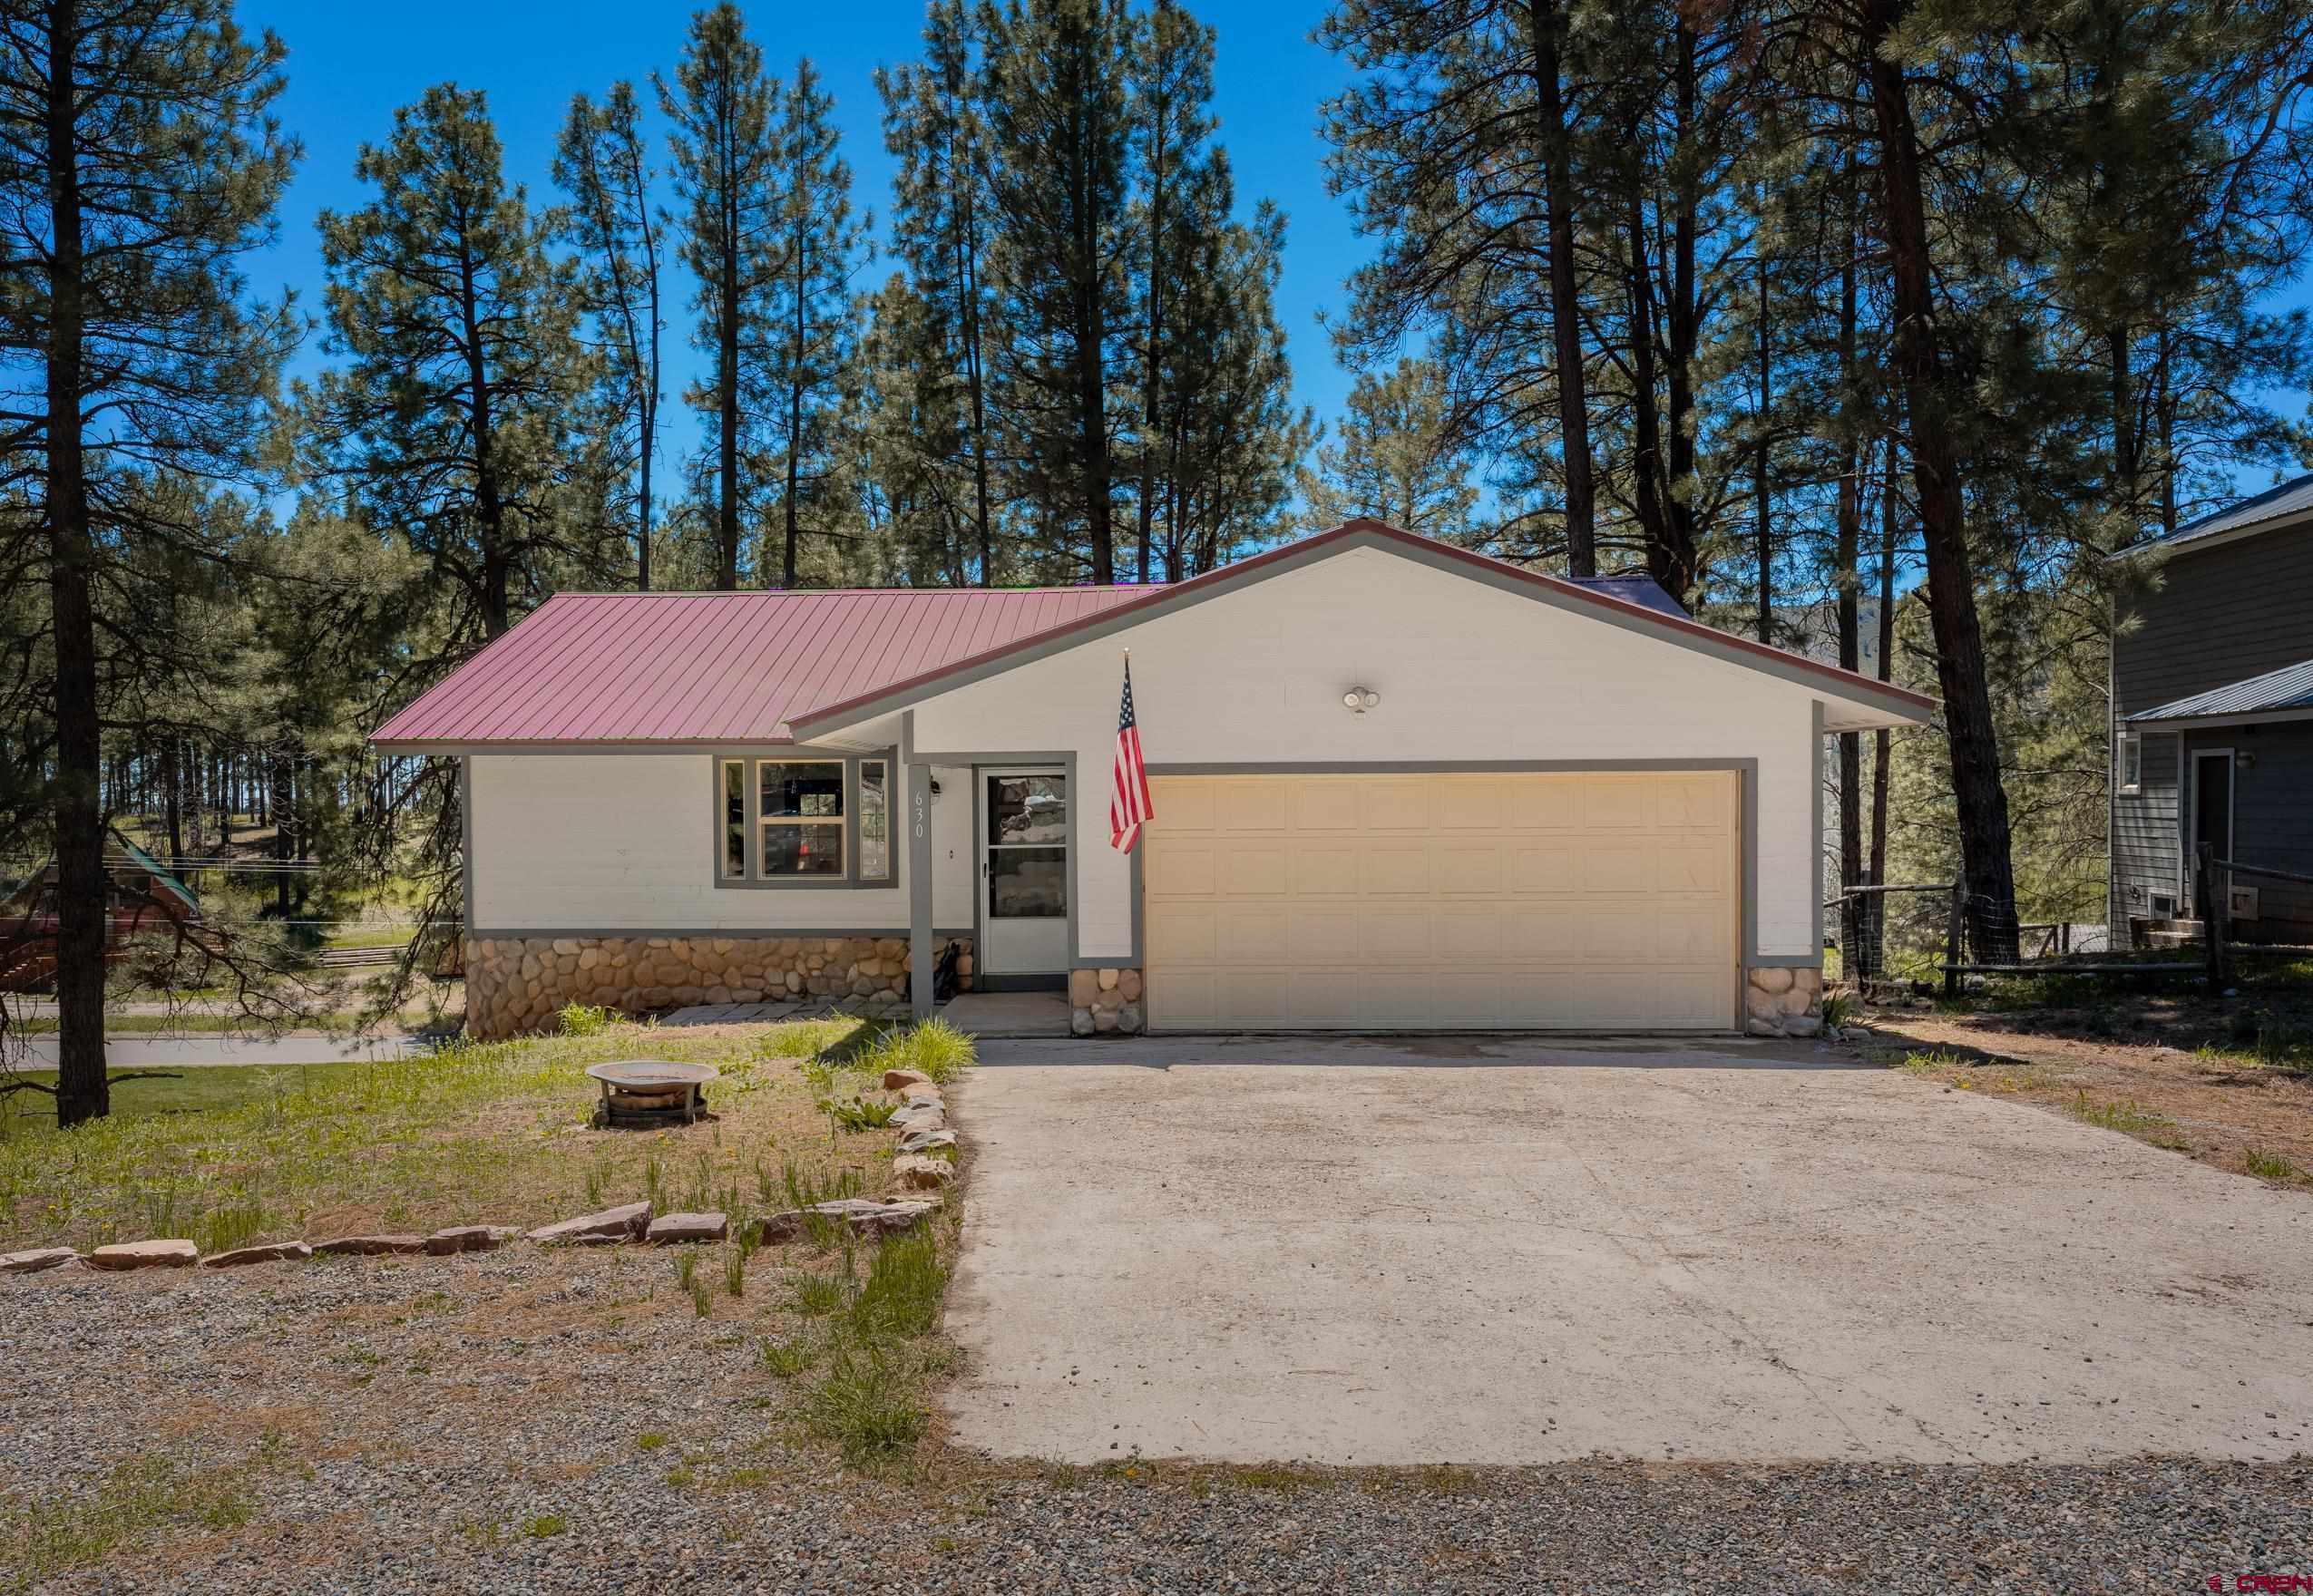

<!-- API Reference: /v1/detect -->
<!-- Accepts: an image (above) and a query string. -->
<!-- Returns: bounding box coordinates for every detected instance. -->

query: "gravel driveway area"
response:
[946,1039,2313,1466]
[3,1105,2309,1591]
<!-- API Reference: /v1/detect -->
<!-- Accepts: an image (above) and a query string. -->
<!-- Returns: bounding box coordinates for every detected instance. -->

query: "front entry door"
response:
[981,769,1069,978]
[2192,749,2234,910]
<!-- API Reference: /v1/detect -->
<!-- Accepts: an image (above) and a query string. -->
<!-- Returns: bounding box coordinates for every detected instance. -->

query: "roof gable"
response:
[792,521,1932,736]
[372,521,1930,750]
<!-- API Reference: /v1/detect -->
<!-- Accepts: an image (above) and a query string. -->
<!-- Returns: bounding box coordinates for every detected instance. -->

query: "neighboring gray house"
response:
[2112,475,2313,946]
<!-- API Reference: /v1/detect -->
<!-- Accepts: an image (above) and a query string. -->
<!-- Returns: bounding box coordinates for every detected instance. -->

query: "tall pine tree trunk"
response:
[784,220,805,588]
[1868,441,1898,977]
[717,164,742,590]
[1862,0,2019,957]
[1527,0,1594,576]
[1835,180,1862,975]
[46,0,109,1128]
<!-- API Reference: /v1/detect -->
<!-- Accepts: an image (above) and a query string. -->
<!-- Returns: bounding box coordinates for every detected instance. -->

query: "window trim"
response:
[709,747,901,890]
[2117,729,2142,795]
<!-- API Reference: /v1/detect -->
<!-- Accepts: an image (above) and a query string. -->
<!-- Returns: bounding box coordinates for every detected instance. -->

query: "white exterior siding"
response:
[904,546,1826,960]
[469,753,974,932]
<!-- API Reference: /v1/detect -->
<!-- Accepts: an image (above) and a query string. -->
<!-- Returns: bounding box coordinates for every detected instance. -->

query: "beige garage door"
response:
[1143,771,1739,1031]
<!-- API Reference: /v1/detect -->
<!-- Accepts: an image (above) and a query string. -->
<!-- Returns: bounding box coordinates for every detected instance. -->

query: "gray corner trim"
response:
[970,756,1081,977]
[1811,700,1827,962]
[467,926,973,941]
[459,755,473,941]
[709,747,898,890]
[791,527,1934,740]
[1135,759,1780,966]
[909,760,934,1019]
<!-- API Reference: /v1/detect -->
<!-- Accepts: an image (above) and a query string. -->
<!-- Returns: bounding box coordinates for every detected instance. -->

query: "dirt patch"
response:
[1863,1009,2313,1184]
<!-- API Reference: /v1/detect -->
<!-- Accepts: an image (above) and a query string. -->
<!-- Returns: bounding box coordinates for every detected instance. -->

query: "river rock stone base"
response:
[465,934,974,1040]
[1745,966,1825,1038]
[1067,966,1145,1036]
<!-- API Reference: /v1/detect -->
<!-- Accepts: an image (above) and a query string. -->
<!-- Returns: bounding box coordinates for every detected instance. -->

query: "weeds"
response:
[522,1513,567,1539]
[849,1227,945,1339]
[557,1003,614,1037]
[825,1095,900,1133]
[723,1241,749,1298]
[791,1272,846,1317]
[673,1248,714,1318]
[760,1337,815,1377]
[800,1344,925,1465]
[870,1018,973,1085]
[2244,1148,2305,1185]
[2068,1092,2190,1150]
[1,1454,259,1590]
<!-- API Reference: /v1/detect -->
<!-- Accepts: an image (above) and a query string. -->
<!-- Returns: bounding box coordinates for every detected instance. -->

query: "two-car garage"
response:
[1140,770,1742,1031]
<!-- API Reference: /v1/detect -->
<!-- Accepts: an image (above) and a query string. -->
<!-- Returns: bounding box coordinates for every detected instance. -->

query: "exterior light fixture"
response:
[1342,687,1381,716]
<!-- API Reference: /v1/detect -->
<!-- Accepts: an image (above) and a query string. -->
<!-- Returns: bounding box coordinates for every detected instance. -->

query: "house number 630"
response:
[913,791,928,840]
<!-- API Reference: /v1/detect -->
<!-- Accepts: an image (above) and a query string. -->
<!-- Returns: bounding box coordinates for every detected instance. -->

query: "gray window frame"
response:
[2117,729,2142,794]
[710,748,900,890]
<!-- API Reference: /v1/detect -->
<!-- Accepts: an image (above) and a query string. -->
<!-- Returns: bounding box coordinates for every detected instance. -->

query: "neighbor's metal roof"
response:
[371,587,1149,745]
[2114,471,2313,557]
[2126,656,2313,725]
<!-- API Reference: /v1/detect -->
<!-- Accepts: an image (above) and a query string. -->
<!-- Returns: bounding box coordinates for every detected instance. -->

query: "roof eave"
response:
[790,522,1937,737]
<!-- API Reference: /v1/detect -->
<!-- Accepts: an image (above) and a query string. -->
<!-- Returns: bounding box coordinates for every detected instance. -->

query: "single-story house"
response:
[372,521,1931,1038]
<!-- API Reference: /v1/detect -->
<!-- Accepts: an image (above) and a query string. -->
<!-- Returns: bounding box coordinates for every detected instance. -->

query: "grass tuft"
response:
[2244,1148,2304,1186]
[799,1344,925,1465]
[556,1003,615,1037]
[2067,1092,2191,1150]
[868,1017,974,1085]
[848,1226,945,1340]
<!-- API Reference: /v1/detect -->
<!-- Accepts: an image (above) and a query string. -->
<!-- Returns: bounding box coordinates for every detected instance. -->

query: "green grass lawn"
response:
[2,1062,368,1122]
[0,1015,971,1255]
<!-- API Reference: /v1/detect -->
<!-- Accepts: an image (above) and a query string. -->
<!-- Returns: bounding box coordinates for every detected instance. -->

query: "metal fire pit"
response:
[587,1060,718,1128]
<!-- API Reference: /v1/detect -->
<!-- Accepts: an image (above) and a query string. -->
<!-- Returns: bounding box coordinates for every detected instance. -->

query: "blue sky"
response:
[239,0,1376,477]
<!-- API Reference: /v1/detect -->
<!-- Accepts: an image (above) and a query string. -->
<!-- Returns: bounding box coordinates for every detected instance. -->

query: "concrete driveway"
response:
[943,1036,2313,1466]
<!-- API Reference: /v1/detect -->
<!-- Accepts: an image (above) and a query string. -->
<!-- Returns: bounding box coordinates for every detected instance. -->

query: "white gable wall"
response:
[905,545,1828,961]
[468,753,976,932]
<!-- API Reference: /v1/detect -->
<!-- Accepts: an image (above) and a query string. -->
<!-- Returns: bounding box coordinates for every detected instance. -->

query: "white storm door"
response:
[981,769,1069,975]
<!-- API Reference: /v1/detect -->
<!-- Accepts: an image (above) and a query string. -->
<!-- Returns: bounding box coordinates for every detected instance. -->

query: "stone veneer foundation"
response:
[465,934,973,1041]
[1066,967,1144,1036]
[1744,964,1824,1038]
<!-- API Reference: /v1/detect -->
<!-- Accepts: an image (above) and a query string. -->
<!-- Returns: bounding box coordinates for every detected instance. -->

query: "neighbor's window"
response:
[857,759,891,881]
[2118,731,2142,794]
[758,760,844,878]
[720,760,747,878]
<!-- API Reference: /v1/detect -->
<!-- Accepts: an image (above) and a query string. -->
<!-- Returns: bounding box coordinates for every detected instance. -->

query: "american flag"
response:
[1109,655,1154,852]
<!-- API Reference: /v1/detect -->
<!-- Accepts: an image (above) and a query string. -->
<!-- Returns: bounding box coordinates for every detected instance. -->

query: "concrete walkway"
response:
[944,1052,2313,1466]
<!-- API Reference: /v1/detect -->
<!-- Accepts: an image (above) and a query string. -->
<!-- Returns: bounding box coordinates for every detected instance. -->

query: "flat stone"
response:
[1751,966,1795,995]
[901,1085,944,1107]
[891,1104,947,1131]
[0,1248,78,1273]
[89,1240,199,1270]
[526,1202,650,1245]
[1744,1017,1782,1038]
[757,1198,940,1243]
[423,1224,519,1256]
[882,1067,932,1092]
[201,1241,313,1270]
[897,1126,958,1156]
[314,1234,428,1257]
[1782,1015,1823,1037]
[647,1211,728,1244]
[893,1154,955,1190]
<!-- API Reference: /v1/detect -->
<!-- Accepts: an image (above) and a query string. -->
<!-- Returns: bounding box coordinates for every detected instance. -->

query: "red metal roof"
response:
[373,522,1933,749]
[371,587,1150,746]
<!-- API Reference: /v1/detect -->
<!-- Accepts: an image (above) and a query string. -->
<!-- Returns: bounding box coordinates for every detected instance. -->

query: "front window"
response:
[759,761,844,878]
[2118,731,2142,794]
[857,759,891,881]
[720,760,747,878]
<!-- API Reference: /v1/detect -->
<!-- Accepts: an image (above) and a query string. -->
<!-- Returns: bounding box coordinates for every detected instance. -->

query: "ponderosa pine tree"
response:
[555,81,666,591]
[302,84,598,646]
[981,0,1135,584]
[765,59,867,589]
[877,0,1000,579]
[659,3,780,589]
[1299,356,1478,540]
[0,0,297,1124]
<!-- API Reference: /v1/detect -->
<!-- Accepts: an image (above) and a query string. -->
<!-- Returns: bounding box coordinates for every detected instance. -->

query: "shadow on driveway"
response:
[967,1032,1870,1070]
